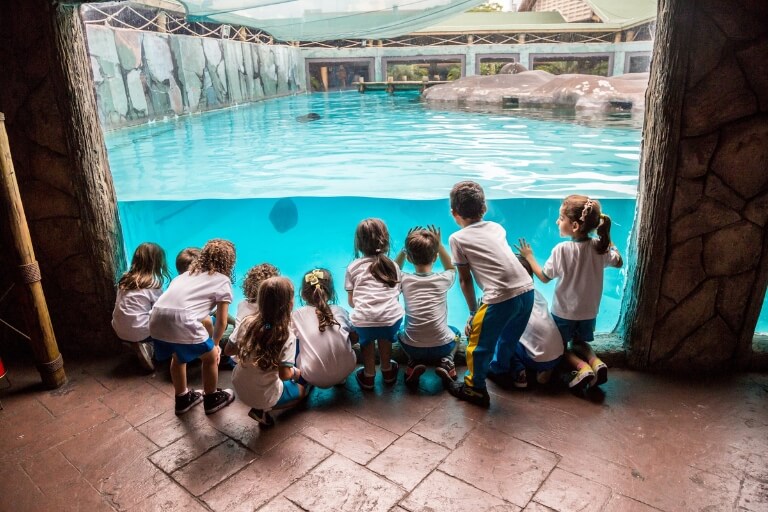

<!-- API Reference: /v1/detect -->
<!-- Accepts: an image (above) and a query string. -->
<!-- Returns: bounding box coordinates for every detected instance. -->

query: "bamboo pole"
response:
[0,113,66,389]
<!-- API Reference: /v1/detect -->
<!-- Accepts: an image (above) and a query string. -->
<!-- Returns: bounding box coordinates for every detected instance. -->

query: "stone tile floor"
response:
[0,355,766,512]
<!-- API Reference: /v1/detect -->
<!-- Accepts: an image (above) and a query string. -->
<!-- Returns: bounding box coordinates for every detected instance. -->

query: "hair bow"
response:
[580,198,595,223]
[304,269,325,288]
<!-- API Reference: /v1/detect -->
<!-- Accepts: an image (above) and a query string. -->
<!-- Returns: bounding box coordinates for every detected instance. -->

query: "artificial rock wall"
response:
[85,25,306,127]
[638,0,768,370]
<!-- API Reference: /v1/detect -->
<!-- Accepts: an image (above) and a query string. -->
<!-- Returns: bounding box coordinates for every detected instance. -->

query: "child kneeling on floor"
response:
[226,276,307,427]
[394,225,460,389]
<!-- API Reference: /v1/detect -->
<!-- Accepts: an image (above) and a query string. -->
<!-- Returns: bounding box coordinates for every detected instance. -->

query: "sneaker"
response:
[446,381,490,408]
[590,358,608,386]
[355,368,375,390]
[435,365,457,385]
[404,364,426,389]
[133,342,155,371]
[381,360,399,386]
[514,369,528,389]
[175,389,203,415]
[248,408,275,427]
[203,388,235,415]
[438,357,457,379]
[568,366,595,391]
[536,369,553,384]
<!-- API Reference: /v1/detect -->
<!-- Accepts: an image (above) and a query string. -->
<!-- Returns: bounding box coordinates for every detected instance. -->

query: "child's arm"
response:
[456,265,478,335]
[609,245,624,268]
[278,365,300,381]
[516,239,551,284]
[223,339,238,357]
[202,317,214,337]
[212,302,229,345]
[429,225,455,271]
[394,248,406,269]
[347,291,355,308]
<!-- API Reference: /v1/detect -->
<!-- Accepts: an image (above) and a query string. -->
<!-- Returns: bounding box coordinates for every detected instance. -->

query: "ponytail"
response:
[369,253,399,288]
[311,286,340,332]
[595,213,612,254]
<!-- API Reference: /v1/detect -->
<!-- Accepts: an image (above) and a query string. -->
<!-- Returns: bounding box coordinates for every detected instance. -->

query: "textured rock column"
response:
[0,0,125,353]
[623,0,768,371]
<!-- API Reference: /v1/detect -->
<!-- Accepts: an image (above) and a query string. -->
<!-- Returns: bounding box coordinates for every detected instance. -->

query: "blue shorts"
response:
[398,326,460,363]
[275,379,302,407]
[153,338,215,364]
[511,342,562,373]
[551,315,596,345]
[354,317,403,346]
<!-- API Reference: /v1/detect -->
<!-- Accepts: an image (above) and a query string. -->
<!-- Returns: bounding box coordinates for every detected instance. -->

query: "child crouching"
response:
[227,276,307,427]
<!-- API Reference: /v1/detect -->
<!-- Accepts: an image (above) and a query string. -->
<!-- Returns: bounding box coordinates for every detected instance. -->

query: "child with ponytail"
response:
[293,268,357,388]
[227,276,306,426]
[345,218,404,390]
[517,195,623,391]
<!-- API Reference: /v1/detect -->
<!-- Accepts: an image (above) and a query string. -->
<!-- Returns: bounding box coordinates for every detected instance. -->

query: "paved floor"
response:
[0,354,766,512]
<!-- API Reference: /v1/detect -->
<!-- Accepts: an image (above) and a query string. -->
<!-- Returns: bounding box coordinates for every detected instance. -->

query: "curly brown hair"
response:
[189,239,236,282]
[242,263,280,303]
[300,268,340,333]
[118,242,170,290]
[238,277,294,370]
[450,181,486,220]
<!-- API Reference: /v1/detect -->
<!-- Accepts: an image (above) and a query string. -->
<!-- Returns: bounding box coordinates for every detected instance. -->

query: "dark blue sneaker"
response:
[446,381,490,408]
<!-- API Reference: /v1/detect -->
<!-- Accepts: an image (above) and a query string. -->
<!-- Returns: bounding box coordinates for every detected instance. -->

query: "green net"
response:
[178,0,487,41]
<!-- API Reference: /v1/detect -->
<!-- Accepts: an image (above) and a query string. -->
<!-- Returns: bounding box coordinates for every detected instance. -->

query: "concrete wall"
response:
[301,41,652,82]
[85,26,306,128]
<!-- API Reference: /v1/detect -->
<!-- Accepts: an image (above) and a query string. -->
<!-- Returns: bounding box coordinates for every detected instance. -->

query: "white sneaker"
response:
[133,342,154,371]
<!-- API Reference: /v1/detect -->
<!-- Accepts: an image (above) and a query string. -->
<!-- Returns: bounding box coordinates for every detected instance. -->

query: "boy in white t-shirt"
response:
[394,226,460,389]
[446,181,534,407]
[510,256,564,388]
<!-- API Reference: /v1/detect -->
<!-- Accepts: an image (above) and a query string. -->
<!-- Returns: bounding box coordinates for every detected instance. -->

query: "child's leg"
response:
[361,341,376,375]
[378,340,392,371]
[565,350,594,389]
[200,348,218,395]
[170,355,188,395]
[573,338,607,385]
[489,290,535,375]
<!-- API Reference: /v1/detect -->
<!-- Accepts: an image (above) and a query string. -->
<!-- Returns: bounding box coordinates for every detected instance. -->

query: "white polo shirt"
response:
[400,270,456,348]
[345,257,404,327]
[293,305,357,388]
[519,290,564,363]
[112,288,163,342]
[229,300,259,345]
[149,271,233,344]
[543,239,622,320]
[449,221,533,304]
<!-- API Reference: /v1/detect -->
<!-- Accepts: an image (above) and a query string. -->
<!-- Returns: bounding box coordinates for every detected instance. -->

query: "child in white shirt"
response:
[226,276,307,427]
[345,218,404,390]
[293,268,357,388]
[518,195,623,391]
[149,239,236,415]
[394,226,459,389]
[112,242,171,371]
[228,263,280,347]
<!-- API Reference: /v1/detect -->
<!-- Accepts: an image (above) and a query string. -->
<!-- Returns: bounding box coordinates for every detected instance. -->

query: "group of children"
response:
[112,180,623,423]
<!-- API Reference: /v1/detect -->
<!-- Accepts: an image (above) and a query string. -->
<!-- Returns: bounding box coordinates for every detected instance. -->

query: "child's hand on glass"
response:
[427,224,442,244]
[515,238,534,260]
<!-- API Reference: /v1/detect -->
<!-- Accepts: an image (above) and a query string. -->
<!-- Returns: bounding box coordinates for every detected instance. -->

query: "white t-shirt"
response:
[111,288,163,342]
[543,239,622,320]
[400,270,456,348]
[231,321,296,410]
[345,257,404,327]
[519,290,564,363]
[229,300,259,345]
[449,221,533,304]
[293,305,357,388]
[149,271,233,344]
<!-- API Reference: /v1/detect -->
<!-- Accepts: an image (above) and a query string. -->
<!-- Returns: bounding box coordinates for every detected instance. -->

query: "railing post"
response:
[0,113,66,389]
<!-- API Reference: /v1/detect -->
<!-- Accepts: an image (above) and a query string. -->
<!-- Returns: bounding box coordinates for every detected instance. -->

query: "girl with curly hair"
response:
[149,239,236,415]
[226,276,306,426]
[228,263,280,347]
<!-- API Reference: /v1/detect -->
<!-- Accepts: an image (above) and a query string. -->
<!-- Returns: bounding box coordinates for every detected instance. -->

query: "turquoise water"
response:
[105,91,768,334]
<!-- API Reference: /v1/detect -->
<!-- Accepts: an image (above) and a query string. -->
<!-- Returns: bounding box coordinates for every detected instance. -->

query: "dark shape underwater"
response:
[296,112,321,123]
[269,198,298,233]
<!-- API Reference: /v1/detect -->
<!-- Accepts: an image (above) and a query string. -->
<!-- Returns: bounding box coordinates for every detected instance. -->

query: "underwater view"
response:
[104,90,767,334]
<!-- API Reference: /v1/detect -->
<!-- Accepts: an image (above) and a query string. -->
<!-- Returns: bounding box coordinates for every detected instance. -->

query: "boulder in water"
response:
[296,112,321,123]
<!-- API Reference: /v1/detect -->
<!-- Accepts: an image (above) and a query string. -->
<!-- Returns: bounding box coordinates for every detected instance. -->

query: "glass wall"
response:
[625,52,652,73]
[306,59,373,92]
[383,56,464,81]
[476,54,522,75]
[531,54,612,76]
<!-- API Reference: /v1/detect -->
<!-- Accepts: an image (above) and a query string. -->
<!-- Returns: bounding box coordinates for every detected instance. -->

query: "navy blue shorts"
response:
[354,317,403,346]
[551,315,596,345]
[154,338,215,364]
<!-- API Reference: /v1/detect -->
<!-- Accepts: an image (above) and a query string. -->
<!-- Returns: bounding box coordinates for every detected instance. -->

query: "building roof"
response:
[518,0,656,26]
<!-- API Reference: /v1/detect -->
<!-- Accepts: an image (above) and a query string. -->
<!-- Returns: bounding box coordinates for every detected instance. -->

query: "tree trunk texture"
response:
[620,0,695,368]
